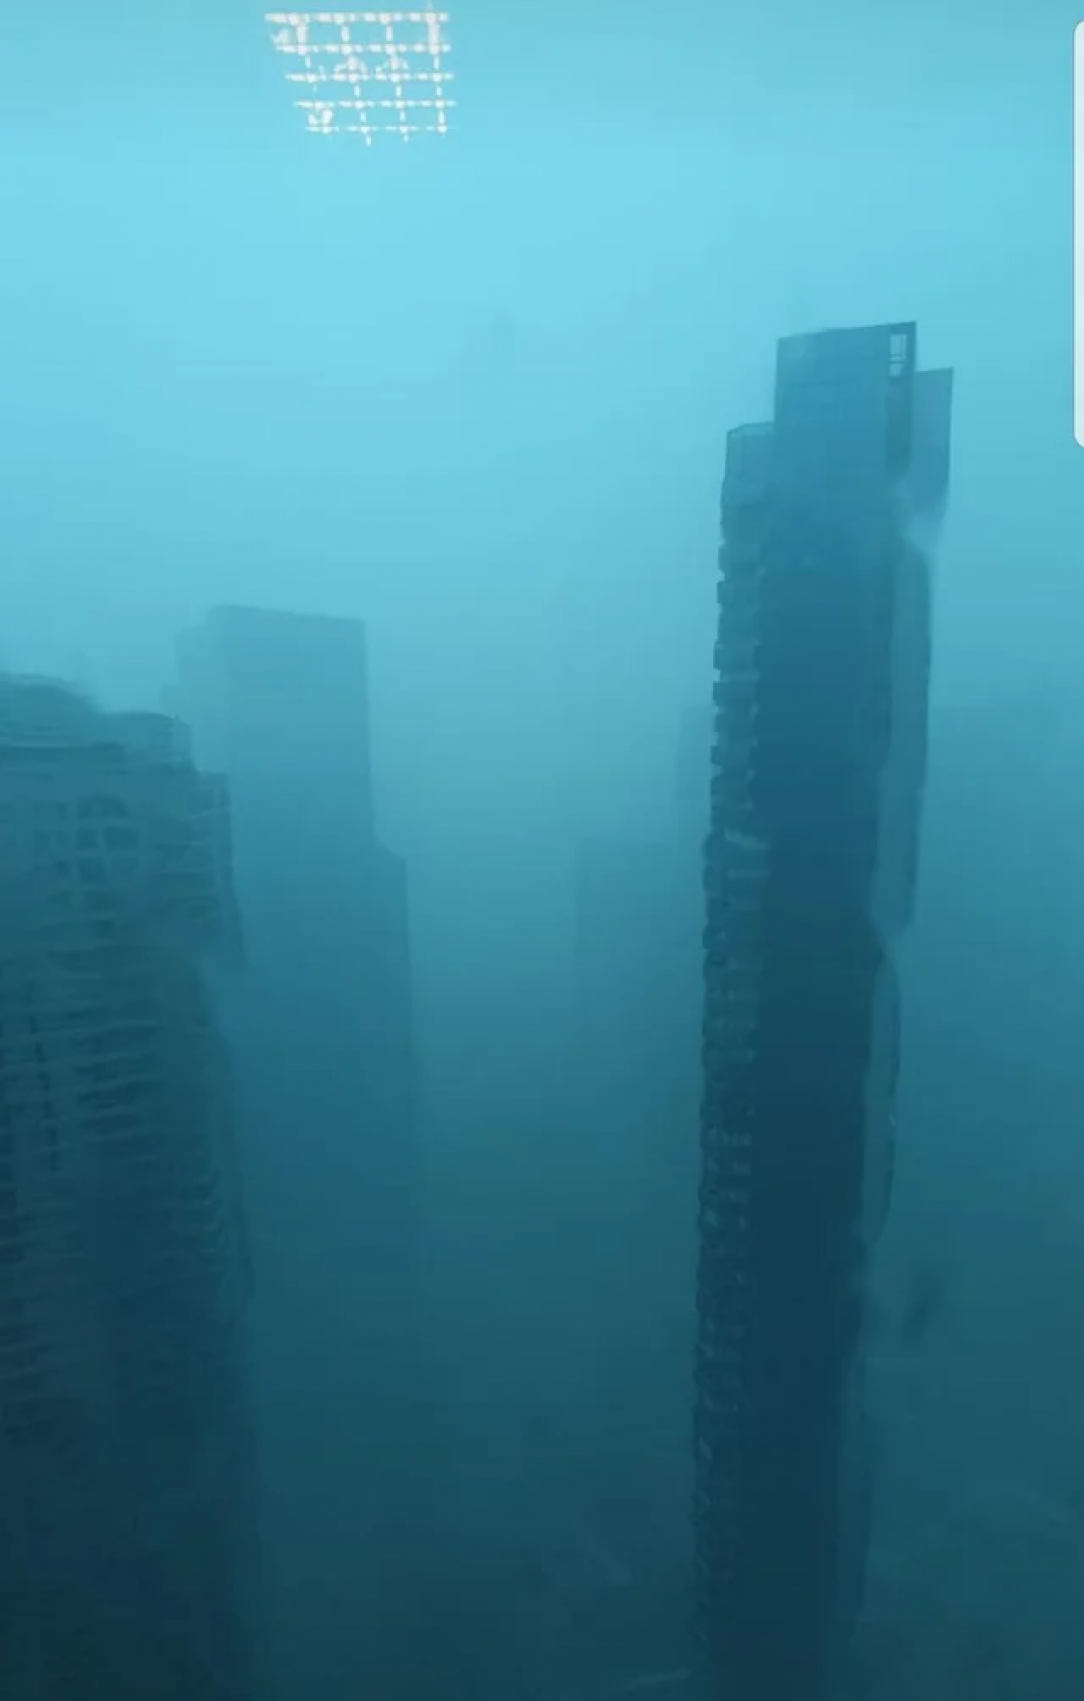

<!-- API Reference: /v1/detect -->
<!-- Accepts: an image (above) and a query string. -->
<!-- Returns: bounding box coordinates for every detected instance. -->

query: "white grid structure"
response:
[266,10,454,141]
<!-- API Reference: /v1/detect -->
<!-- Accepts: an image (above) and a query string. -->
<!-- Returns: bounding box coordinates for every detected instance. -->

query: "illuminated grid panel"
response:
[266,10,454,141]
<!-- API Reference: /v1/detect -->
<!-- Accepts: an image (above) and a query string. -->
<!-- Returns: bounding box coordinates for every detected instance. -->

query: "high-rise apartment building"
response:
[169,604,417,1696]
[0,678,255,1700]
[696,324,952,1701]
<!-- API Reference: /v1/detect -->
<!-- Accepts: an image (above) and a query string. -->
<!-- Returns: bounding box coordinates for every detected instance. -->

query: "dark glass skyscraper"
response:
[695,324,953,1701]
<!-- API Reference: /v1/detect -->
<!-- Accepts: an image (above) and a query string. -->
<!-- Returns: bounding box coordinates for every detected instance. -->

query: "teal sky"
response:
[2,0,1080,845]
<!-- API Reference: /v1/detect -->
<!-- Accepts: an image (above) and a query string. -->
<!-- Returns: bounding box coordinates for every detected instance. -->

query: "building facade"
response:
[695,325,953,1701]
[0,678,256,1700]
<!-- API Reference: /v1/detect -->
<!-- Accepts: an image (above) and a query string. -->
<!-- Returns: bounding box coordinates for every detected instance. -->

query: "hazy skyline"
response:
[4,6,1084,1695]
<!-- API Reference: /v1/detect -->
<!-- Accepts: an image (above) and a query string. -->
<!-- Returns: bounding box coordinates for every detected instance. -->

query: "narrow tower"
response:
[694,325,952,1700]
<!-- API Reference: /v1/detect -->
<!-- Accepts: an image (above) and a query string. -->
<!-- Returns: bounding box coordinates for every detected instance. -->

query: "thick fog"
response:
[3,0,1084,1697]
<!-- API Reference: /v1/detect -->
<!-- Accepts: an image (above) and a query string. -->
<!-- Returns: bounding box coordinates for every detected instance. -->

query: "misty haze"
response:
[2,4,1083,1700]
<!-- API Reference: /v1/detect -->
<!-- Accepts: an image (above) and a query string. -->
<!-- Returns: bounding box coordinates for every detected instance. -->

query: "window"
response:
[78,795,128,820]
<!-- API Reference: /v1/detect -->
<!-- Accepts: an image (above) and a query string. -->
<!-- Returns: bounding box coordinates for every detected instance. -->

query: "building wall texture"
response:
[695,324,952,1701]
[0,679,256,1701]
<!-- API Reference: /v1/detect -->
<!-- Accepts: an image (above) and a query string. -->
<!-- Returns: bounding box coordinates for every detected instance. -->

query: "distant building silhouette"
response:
[574,724,706,1217]
[169,604,418,1695]
[0,677,256,1700]
[567,711,710,1688]
[696,323,952,1701]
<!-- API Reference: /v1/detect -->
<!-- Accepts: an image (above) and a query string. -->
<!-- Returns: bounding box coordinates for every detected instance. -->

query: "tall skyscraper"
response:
[695,324,952,1701]
[0,678,256,1700]
[169,604,418,1696]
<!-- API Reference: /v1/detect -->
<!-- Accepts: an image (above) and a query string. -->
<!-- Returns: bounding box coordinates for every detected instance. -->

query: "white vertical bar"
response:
[1075,25,1084,442]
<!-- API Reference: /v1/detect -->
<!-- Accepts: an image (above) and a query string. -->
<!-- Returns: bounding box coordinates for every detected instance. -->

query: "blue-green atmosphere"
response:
[1,4,1082,1698]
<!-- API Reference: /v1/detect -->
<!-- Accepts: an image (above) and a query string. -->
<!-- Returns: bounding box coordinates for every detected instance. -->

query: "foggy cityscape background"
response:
[3,1,1084,1697]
